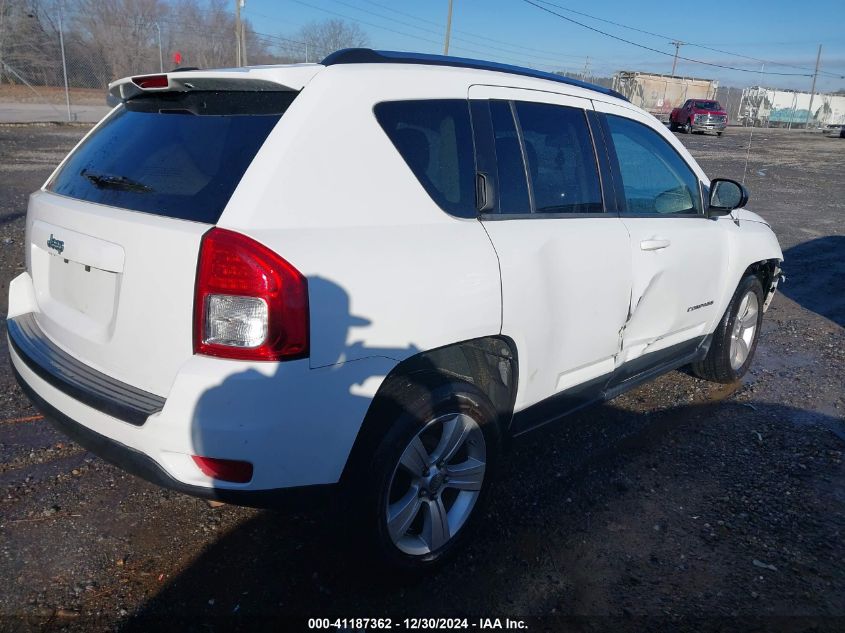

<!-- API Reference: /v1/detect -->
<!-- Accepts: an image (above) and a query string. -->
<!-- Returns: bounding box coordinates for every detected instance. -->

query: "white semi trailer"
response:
[612,71,719,122]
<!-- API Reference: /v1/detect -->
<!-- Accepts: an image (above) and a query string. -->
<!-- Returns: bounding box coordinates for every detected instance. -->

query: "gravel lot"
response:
[0,124,843,631]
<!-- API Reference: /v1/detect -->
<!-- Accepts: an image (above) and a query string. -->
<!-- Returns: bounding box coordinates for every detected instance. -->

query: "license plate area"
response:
[48,256,118,322]
[29,220,125,344]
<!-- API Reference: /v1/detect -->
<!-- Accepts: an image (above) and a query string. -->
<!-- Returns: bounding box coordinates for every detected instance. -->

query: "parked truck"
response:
[669,99,728,135]
[612,71,719,122]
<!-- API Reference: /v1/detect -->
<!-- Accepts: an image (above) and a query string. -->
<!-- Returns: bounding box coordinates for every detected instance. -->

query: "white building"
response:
[738,87,845,127]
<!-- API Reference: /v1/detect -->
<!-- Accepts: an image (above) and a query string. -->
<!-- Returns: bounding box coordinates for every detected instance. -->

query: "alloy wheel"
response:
[385,413,486,556]
[729,290,759,370]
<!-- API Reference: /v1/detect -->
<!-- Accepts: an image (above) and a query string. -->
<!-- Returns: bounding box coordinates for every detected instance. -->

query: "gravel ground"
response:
[0,124,843,632]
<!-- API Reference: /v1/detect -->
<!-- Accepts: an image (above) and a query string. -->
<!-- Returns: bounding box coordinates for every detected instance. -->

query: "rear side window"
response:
[47,91,295,224]
[375,100,476,218]
[605,114,702,215]
[489,100,531,214]
[514,101,603,214]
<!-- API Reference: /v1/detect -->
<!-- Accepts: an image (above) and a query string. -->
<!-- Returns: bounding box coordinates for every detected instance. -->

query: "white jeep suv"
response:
[7,49,783,570]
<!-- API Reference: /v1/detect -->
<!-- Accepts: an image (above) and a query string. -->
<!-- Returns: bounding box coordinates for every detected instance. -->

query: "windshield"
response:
[693,101,721,110]
[47,90,296,224]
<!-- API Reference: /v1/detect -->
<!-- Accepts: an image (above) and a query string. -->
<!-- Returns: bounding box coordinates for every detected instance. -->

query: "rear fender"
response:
[339,335,518,484]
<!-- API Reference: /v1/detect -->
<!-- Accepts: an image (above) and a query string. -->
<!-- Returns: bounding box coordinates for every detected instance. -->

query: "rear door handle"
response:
[640,238,671,251]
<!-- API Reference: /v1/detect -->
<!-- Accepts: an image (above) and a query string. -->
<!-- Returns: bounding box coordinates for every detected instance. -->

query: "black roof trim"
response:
[321,48,628,102]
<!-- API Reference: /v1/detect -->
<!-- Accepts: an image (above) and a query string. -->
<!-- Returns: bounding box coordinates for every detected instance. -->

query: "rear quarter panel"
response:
[218,65,503,372]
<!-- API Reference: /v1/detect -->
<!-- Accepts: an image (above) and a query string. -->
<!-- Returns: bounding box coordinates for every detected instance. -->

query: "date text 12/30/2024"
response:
[308,618,528,630]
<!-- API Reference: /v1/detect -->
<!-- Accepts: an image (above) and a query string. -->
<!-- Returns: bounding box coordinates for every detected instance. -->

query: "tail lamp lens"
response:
[191,456,253,483]
[194,228,309,361]
[204,295,268,348]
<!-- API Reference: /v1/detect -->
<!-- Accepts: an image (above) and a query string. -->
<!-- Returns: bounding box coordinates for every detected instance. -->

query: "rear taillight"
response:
[194,228,309,361]
[192,456,253,483]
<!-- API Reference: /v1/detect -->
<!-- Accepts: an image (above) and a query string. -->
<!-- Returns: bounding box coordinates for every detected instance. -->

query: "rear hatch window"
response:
[46,90,296,224]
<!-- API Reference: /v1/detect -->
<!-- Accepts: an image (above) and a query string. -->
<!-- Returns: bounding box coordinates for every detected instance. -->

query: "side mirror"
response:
[708,178,749,216]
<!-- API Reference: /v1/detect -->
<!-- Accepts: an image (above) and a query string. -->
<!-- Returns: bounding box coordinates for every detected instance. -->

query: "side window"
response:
[374,99,476,218]
[605,115,702,215]
[489,100,531,214]
[513,101,603,214]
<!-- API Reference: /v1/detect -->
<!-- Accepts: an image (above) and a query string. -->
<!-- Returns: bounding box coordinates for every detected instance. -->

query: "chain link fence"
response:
[0,10,164,122]
[0,2,308,123]
[0,49,111,122]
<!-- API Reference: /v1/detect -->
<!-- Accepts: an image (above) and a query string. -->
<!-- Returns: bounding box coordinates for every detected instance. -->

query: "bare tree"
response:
[293,18,368,62]
[168,0,234,68]
[71,0,165,82]
[0,0,62,85]
[0,1,363,93]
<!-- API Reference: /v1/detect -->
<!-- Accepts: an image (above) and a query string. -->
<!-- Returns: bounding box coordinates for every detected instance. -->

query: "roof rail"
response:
[321,48,628,102]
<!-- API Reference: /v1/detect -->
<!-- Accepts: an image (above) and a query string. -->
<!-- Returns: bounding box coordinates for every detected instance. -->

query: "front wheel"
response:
[358,381,501,572]
[692,274,764,383]
[684,119,693,134]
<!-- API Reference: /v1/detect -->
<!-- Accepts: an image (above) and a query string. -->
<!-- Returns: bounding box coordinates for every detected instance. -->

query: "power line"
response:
[530,0,844,78]
[62,5,560,72]
[279,0,572,71]
[318,0,591,68]
[520,0,823,77]
[359,0,588,61]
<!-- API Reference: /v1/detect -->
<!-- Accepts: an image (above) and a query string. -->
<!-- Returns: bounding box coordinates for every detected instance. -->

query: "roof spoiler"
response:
[107,66,322,106]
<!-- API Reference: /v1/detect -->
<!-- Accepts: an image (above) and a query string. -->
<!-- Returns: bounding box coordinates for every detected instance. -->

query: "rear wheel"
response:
[357,380,501,572]
[669,120,678,132]
[693,274,764,383]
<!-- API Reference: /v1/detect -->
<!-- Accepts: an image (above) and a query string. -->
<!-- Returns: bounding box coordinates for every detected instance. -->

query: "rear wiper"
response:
[81,169,153,193]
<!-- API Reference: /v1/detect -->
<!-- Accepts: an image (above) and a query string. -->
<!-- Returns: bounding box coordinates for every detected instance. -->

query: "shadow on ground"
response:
[119,399,845,630]
[782,236,845,327]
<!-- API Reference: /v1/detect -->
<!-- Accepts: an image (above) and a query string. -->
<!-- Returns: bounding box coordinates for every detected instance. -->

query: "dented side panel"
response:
[617,215,731,365]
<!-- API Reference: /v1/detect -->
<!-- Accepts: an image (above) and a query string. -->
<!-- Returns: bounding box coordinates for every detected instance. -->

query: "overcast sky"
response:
[242,0,845,92]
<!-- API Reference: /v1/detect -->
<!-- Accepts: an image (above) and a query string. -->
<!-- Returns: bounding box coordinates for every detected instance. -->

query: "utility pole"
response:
[805,44,822,129]
[581,56,590,82]
[670,40,683,76]
[234,0,242,66]
[443,0,453,55]
[57,0,71,122]
[241,20,247,66]
[154,22,163,72]
[787,90,798,130]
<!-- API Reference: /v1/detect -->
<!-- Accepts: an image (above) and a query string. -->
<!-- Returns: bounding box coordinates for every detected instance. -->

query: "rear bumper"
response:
[12,365,334,509]
[8,313,165,426]
[7,296,394,498]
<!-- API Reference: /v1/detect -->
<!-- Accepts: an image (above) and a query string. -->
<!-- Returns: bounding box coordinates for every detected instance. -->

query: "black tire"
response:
[669,121,677,132]
[692,274,764,383]
[717,131,724,137]
[685,119,693,134]
[354,379,501,572]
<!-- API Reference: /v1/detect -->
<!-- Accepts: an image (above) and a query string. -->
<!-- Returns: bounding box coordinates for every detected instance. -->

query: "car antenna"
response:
[741,63,765,185]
